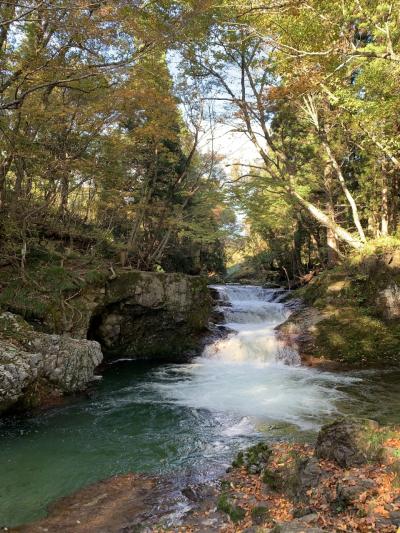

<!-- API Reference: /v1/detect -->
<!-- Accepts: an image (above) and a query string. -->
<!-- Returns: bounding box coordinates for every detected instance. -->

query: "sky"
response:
[204,122,260,165]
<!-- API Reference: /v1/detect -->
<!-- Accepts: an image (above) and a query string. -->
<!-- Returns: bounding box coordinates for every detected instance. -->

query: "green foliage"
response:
[0,2,227,278]
[296,243,400,364]
[315,310,400,364]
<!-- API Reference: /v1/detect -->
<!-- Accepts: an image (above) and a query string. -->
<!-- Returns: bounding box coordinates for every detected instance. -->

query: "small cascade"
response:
[207,284,299,365]
[151,284,357,430]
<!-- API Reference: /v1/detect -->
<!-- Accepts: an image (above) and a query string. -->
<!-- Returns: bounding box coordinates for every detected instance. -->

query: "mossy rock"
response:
[315,418,389,467]
[262,468,283,491]
[217,493,245,523]
[232,443,272,474]
[314,308,400,364]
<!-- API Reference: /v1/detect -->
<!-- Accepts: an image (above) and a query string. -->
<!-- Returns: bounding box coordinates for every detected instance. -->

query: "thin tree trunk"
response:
[0,154,13,209]
[148,228,172,267]
[381,172,389,236]
[391,173,399,233]
[326,200,340,267]
[60,174,69,217]
[11,158,25,213]
[321,138,366,242]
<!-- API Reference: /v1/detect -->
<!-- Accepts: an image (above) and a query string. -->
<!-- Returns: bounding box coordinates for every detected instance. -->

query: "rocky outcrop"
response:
[277,248,400,367]
[0,271,212,412]
[377,284,400,320]
[276,306,325,360]
[88,272,212,360]
[0,312,102,413]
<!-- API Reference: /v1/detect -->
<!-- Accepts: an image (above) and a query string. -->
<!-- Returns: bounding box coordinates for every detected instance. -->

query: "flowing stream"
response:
[1,284,400,527]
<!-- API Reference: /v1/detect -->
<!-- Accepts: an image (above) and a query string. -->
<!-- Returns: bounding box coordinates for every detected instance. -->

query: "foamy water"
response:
[150,284,357,430]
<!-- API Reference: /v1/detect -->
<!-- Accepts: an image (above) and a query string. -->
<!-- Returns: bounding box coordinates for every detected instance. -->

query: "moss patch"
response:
[314,308,400,364]
[290,243,400,366]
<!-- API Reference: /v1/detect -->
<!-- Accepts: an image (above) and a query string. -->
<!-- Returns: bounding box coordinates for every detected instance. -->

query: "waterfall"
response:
[151,284,357,430]
[207,284,300,365]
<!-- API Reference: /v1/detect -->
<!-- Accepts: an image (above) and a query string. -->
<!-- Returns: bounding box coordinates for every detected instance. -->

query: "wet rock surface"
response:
[12,473,187,533]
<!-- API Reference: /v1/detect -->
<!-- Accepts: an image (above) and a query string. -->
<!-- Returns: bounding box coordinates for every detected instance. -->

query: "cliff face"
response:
[277,247,400,367]
[0,271,212,413]
[89,272,212,360]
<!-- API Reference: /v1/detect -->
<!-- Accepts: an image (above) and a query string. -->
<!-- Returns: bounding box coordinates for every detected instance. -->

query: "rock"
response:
[295,457,324,499]
[13,473,183,532]
[276,307,325,357]
[182,483,217,502]
[0,312,102,413]
[315,418,381,467]
[251,505,269,525]
[292,507,315,518]
[376,284,400,320]
[88,272,212,360]
[270,518,324,532]
[335,477,376,506]
[389,510,400,527]
[0,272,212,412]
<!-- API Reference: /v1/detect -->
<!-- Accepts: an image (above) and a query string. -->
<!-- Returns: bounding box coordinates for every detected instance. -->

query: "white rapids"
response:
[150,284,356,431]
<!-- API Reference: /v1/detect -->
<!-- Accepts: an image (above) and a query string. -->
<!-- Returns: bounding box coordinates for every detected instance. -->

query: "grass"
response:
[314,309,400,364]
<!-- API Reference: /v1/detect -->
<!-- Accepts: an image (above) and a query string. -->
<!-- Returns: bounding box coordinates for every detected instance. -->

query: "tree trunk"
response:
[391,173,399,233]
[11,158,25,213]
[0,155,13,209]
[290,189,363,249]
[293,220,304,277]
[60,174,69,217]
[321,138,366,242]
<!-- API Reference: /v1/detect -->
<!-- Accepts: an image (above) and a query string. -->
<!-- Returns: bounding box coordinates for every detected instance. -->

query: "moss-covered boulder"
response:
[232,443,272,474]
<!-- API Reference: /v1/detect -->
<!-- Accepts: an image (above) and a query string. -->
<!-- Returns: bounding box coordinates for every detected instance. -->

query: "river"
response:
[0,284,399,527]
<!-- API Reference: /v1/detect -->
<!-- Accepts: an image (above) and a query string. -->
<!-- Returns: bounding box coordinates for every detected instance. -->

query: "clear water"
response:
[0,284,399,527]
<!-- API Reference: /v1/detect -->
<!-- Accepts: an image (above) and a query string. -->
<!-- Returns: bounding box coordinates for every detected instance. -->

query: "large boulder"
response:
[0,312,102,412]
[89,272,212,360]
[315,418,381,467]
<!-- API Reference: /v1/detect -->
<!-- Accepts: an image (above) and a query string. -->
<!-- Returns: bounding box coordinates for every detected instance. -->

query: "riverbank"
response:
[277,244,400,369]
[11,418,399,532]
